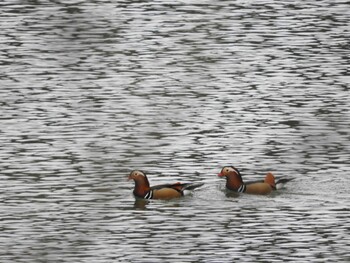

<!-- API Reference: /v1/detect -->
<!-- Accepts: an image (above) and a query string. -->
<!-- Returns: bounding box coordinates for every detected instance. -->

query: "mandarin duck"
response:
[128,170,204,200]
[218,166,294,195]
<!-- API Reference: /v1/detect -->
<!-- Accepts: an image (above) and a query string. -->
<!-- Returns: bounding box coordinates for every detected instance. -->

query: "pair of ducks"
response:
[128,166,294,200]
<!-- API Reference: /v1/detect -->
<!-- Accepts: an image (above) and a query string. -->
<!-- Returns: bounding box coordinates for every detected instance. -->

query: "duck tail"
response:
[275,177,294,190]
[182,182,205,191]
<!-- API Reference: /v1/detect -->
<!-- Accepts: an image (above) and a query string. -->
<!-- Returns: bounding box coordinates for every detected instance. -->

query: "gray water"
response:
[1,1,349,262]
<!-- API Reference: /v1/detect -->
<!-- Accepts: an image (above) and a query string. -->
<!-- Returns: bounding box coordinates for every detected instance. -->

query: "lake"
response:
[0,0,349,262]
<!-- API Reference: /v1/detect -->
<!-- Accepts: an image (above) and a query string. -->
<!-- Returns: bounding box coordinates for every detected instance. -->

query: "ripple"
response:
[1,0,349,262]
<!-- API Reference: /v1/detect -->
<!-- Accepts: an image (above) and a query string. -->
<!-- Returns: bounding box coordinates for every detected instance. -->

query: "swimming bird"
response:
[128,170,204,200]
[218,166,293,195]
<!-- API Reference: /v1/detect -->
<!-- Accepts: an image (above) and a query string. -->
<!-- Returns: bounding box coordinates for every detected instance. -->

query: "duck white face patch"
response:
[223,166,241,175]
[132,170,146,177]
[231,166,241,175]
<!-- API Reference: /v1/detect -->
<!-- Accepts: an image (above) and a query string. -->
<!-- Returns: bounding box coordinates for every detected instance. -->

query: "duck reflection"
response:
[225,190,240,198]
[133,198,149,209]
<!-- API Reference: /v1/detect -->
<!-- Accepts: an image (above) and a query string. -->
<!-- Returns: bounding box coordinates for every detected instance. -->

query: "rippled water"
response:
[1,0,349,262]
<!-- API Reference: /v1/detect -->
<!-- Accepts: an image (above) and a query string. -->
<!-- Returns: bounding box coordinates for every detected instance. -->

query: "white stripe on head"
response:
[231,166,241,176]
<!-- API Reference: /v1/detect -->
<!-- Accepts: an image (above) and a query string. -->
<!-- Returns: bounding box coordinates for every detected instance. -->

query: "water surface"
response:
[0,0,349,262]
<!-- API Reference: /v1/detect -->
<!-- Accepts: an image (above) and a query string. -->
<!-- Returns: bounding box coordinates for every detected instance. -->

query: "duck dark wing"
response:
[151,182,204,192]
[181,182,204,190]
[276,177,294,184]
[151,183,180,190]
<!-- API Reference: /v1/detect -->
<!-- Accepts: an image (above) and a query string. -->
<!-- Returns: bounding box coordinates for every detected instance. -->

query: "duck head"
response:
[218,166,242,179]
[128,170,150,197]
[128,170,150,187]
[218,166,244,190]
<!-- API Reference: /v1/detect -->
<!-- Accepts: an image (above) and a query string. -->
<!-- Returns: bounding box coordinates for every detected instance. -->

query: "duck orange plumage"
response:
[128,170,203,200]
[218,166,293,195]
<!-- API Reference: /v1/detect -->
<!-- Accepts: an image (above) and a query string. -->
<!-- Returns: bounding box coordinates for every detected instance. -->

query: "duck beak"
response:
[218,172,224,177]
[127,174,133,181]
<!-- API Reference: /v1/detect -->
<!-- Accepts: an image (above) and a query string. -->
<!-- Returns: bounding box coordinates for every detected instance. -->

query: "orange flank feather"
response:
[264,172,276,188]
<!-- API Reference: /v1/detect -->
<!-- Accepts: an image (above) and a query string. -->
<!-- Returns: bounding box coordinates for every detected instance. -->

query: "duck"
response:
[218,166,293,195]
[128,170,204,200]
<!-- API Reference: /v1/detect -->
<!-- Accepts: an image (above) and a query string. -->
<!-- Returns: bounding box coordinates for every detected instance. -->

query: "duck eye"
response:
[226,169,229,172]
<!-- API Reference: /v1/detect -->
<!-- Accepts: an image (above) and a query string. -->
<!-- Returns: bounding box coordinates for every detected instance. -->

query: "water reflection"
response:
[133,199,150,210]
